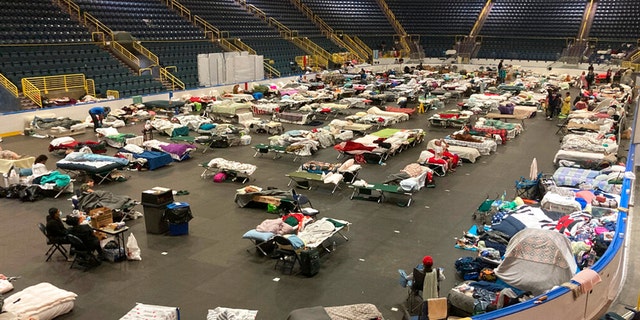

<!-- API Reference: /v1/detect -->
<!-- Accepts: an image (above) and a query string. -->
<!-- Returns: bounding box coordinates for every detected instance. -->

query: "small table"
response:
[93,226,129,261]
[349,183,415,207]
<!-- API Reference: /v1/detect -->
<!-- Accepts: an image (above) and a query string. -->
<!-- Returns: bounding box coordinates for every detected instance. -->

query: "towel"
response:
[571,268,602,294]
[427,297,448,319]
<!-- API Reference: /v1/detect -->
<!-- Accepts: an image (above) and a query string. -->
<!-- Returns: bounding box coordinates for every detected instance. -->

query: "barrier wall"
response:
[0,76,298,137]
[473,100,637,320]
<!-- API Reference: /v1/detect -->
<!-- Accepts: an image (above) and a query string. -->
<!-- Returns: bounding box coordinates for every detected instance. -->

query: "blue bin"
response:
[169,222,189,236]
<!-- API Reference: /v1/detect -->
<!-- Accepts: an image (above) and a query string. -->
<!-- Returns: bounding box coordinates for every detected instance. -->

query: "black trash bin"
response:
[165,202,193,236]
[141,187,173,234]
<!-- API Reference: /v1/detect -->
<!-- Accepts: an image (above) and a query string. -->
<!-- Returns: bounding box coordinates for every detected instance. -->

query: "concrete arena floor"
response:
[0,88,633,319]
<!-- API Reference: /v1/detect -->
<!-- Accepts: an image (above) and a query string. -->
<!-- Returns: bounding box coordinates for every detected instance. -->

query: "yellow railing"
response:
[21,74,86,107]
[0,73,19,98]
[84,12,113,41]
[247,4,267,21]
[377,0,408,49]
[353,36,373,57]
[470,0,492,37]
[339,33,369,61]
[56,0,81,21]
[621,61,640,72]
[194,15,229,40]
[579,0,595,40]
[159,68,185,91]
[106,90,119,99]
[91,31,106,45]
[263,62,280,78]
[166,0,191,20]
[138,67,153,76]
[85,79,95,96]
[291,38,329,65]
[133,42,159,66]
[111,41,141,67]
[269,17,297,38]
[629,50,640,63]
[22,80,42,108]
[232,39,257,55]
[330,52,350,64]
[218,38,237,51]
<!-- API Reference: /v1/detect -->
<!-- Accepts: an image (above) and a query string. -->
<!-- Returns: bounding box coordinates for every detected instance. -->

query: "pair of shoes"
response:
[176,190,190,196]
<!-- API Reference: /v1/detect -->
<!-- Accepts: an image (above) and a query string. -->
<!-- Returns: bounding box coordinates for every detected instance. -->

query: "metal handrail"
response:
[159,68,185,91]
[84,12,113,40]
[133,42,159,66]
[85,79,95,96]
[0,73,19,98]
[55,0,81,21]
[22,79,42,108]
[112,41,141,67]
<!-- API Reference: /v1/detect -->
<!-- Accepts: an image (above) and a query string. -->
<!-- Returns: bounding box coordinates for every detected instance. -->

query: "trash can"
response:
[141,187,173,234]
[165,202,193,236]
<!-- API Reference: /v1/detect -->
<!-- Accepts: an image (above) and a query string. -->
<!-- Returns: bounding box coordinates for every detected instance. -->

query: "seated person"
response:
[45,207,70,244]
[65,215,104,259]
[430,139,459,172]
[32,154,51,184]
[78,179,95,195]
[574,96,589,111]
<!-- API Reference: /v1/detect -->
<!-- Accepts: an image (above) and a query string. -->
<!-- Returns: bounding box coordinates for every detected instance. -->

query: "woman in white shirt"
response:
[32,154,51,183]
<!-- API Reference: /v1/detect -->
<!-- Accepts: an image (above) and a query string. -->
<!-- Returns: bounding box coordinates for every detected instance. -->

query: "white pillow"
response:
[601,165,625,174]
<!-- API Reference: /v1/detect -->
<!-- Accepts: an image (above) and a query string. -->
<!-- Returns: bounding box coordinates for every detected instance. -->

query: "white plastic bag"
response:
[0,279,13,294]
[126,233,142,261]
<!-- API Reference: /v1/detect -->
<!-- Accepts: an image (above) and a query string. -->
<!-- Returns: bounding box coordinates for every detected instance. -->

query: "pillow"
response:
[338,158,355,171]
[601,165,625,174]
[242,229,275,242]
[594,174,609,181]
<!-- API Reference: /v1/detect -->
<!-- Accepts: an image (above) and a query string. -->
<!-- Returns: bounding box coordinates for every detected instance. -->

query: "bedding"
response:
[273,111,314,125]
[553,149,618,169]
[251,102,280,115]
[426,139,480,163]
[445,133,498,156]
[76,189,137,213]
[57,152,129,173]
[561,133,618,154]
[119,147,173,170]
[552,167,621,194]
[2,282,76,320]
[143,139,196,161]
[120,303,179,320]
[150,118,190,137]
[287,303,382,320]
[203,158,257,183]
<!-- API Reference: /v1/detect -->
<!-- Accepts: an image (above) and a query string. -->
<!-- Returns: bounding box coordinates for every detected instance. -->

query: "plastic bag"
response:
[126,233,142,261]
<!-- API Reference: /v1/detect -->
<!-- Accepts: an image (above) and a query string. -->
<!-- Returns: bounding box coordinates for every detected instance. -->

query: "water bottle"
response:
[332,241,337,251]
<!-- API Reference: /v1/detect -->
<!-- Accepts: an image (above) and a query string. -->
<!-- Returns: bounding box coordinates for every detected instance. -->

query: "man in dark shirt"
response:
[45,208,69,244]
[66,216,104,259]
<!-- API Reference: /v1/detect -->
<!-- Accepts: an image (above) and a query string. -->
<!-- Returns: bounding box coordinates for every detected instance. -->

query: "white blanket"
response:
[2,282,76,320]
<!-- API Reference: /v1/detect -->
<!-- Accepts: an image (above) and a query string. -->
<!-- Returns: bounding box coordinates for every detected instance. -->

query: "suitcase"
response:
[299,248,321,277]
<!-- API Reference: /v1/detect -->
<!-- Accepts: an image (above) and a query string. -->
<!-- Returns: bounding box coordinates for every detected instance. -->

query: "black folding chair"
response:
[67,234,100,271]
[37,223,68,262]
[273,236,300,275]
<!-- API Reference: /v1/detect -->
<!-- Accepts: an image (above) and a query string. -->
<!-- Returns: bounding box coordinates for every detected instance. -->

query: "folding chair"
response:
[407,267,425,315]
[515,172,543,200]
[67,234,101,271]
[292,189,319,217]
[38,223,68,262]
[273,236,300,275]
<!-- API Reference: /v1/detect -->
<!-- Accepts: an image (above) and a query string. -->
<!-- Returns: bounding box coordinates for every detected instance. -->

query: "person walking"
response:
[546,90,561,120]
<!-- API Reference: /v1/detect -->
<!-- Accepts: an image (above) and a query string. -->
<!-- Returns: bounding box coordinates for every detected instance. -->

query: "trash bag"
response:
[164,202,193,224]
[126,233,142,261]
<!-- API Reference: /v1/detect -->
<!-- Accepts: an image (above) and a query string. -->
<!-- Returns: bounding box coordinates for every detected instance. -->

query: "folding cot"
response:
[200,157,257,184]
[285,160,361,194]
[252,143,305,162]
[56,152,129,184]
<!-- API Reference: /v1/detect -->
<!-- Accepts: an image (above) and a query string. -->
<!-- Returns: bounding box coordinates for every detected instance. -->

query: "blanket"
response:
[2,282,76,320]
[77,189,135,212]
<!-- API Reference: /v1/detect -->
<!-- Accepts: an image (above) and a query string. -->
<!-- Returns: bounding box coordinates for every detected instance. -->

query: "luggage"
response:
[299,247,321,277]
[213,172,227,183]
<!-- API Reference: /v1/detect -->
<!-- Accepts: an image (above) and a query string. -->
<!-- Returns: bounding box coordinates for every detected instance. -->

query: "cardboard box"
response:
[90,207,113,229]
